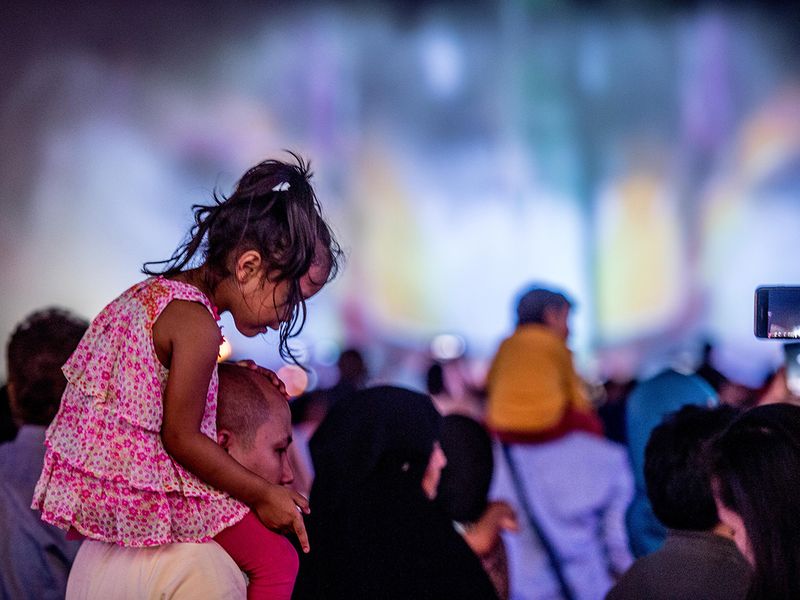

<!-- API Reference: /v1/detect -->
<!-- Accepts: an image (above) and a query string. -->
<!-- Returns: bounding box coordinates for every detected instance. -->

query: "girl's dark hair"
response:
[711,403,800,600]
[143,152,342,363]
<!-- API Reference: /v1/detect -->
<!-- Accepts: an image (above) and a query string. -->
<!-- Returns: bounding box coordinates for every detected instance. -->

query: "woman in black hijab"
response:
[437,414,515,600]
[292,385,498,600]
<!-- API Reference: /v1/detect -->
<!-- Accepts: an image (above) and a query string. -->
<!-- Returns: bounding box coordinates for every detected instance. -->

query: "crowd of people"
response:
[1,153,799,600]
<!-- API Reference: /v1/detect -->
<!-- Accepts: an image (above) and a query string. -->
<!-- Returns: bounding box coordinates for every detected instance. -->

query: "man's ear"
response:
[234,250,263,285]
[217,429,232,450]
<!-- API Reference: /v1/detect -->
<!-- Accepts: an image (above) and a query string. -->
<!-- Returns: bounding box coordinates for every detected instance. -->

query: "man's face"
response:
[714,494,753,565]
[225,386,295,486]
[421,441,448,500]
[545,305,570,341]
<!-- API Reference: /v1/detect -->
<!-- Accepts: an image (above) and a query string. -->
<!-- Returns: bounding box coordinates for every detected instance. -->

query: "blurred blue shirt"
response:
[0,425,80,600]
[491,432,634,600]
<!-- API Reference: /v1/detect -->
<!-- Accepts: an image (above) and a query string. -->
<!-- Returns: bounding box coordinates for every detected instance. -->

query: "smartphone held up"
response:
[755,286,800,398]
[754,286,800,339]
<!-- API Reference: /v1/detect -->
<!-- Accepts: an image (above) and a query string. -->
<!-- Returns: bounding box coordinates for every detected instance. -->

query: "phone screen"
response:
[755,286,800,339]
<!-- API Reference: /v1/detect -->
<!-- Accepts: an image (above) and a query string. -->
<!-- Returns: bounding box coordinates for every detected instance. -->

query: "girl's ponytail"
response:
[142,200,223,278]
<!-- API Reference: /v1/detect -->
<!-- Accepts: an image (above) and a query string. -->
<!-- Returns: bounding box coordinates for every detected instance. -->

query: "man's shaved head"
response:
[216,363,295,488]
[217,363,281,448]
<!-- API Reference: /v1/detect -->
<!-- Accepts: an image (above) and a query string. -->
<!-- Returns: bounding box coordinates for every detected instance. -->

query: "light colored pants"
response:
[66,540,246,600]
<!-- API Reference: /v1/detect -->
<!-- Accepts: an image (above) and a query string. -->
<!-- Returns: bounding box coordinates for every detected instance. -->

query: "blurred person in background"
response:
[711,403,800,600]
[624,368,717,557]
[288,389,330,497]
[486,284,603,444]
[288,347,370,497]
[488,284,630,600]
[752,356,800,407]
[700,344,771,410]
[695,340,726,393]
[0,308,88,600]
[596,377,636,446]
[427,361,485,421]
[437,414,518,600]
[490,414,633,600]
[325,347,368,406]
[293,385,499,599]
[607,405,749,600]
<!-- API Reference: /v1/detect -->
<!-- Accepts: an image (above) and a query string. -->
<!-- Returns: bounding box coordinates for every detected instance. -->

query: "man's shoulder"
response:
[0,440,12,468]
[606,552,662,600]
[609,534,750,600]
[68,540,246,599]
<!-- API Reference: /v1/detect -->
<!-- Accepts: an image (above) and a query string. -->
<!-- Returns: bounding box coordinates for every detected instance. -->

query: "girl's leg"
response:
[214,511,299,600]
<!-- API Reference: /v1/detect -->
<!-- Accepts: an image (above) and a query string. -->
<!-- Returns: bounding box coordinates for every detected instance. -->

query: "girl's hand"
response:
[235,359,290,399]
[253,482,311,552]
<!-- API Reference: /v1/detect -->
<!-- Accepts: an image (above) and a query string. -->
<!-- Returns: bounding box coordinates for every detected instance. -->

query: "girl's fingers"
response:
[271,376,290,399]
[293,491,310,513]
[293,514,310,553]
[290,491,311,551]
[234,360,290,399]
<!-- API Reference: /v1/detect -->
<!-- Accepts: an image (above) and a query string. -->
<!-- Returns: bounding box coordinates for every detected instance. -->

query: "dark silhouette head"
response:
[6,308,88,426]
[711,403,800,599]
[645,404,738,531]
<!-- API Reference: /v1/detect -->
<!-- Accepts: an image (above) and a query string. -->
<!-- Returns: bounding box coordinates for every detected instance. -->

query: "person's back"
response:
[64,541,246,600]
[491,432,633,600]
[607,530,748,600]
[609,405,750,600]
[624,369,717,557]
[0,308,88,600]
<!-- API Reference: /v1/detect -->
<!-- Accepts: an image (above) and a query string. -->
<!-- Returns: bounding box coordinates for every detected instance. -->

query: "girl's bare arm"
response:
[155,300,310,551]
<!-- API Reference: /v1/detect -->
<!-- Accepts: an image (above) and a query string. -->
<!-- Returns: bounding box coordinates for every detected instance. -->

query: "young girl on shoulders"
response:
[32,153,342,597]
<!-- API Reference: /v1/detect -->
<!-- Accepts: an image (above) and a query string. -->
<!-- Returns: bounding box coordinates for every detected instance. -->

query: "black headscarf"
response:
[436,414,495,524]
[293,386,498,600]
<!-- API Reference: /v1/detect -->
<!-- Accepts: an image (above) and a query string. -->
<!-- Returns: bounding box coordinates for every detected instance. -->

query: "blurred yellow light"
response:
[218,339,233,363]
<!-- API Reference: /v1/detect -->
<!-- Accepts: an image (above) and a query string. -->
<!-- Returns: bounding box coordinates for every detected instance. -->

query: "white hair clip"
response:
[272,181,290,192]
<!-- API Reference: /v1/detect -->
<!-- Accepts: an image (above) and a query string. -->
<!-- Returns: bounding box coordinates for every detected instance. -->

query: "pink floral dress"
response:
[32,277,248,546]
